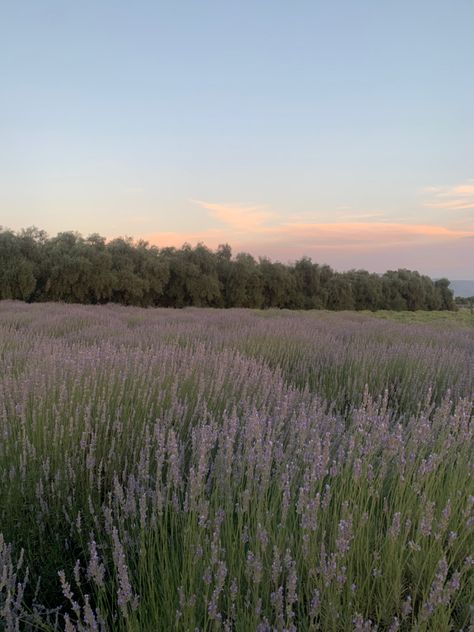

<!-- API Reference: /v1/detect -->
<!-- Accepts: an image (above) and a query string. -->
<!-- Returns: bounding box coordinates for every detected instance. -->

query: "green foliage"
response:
[0,226,457,311]
[0,229,37,300]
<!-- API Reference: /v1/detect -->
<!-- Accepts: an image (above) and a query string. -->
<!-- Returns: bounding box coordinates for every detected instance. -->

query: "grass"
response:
[0,302,473,631]
[369,308,474,327]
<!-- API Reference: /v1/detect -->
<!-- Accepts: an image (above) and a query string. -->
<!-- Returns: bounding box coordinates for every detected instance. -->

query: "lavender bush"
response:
[0,302,472,631]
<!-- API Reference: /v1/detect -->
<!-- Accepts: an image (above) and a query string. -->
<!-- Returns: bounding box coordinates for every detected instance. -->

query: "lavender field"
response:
[0,302,473,631]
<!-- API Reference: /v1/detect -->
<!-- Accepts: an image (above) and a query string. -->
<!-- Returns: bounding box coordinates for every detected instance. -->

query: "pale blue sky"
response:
[1,1,473,276]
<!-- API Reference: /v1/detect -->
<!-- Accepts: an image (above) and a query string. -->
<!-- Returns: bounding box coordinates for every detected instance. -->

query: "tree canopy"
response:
[0,227,456,311]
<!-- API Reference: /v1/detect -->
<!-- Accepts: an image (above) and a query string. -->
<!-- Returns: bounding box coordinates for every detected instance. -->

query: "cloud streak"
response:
[190,199,275,231]
[143,197,474,275]
[423,180,474,211]
[147,199,474,258]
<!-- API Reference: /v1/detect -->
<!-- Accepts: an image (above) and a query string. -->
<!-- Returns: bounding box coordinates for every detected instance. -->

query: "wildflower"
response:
[388,512,401,539]
[73,560,81,588]
[336,517,353,555]
[87,538,105,588]
[111,527,135,616]
[401,595,412,618]
[421,556,454,620]
[419,499,435,537]
[309,589,320,618]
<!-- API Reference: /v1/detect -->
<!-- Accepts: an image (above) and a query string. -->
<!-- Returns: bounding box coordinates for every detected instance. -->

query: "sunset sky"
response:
[1,1,473,277]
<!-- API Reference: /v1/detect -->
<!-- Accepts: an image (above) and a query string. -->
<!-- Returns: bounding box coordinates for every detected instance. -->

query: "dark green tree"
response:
[0,227,458,312]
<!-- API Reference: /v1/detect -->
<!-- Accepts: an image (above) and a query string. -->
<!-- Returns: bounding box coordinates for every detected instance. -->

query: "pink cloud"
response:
[452,184,474,195]
[423,180,474,211]
[424,199,474,210]
[190,199,275,231]
[144,197,474,275]
[147,215,474,254]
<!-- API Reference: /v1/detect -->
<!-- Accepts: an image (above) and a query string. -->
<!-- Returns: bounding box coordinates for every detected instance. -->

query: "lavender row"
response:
[0,302,473,630]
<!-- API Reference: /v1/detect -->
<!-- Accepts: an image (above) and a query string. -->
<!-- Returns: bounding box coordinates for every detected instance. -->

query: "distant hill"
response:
[449,280,474,298]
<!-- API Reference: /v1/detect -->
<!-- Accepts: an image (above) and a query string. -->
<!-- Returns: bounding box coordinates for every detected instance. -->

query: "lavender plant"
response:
[0,302,472,631]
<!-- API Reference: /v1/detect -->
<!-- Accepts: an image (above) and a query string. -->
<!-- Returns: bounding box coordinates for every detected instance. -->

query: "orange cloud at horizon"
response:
[146,220,474,254]
[142,193,473,274]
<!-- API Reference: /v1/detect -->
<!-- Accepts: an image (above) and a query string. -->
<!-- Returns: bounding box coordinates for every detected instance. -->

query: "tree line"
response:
[455,296,474,311]
[0,227,456,311]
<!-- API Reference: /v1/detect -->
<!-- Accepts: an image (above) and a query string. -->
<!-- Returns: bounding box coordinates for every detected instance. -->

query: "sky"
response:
[1,1,473,277]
